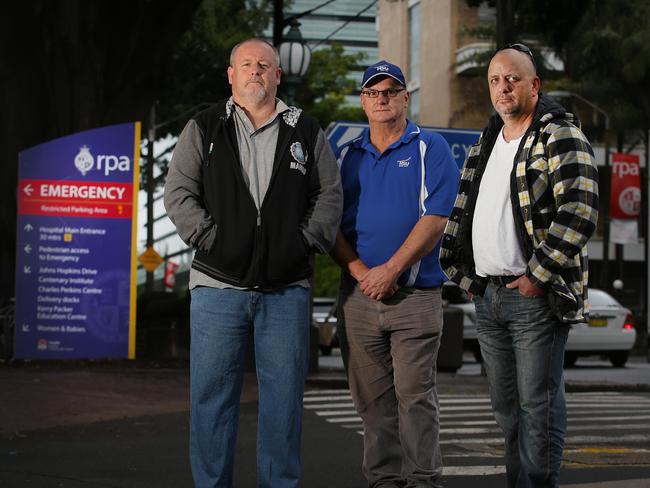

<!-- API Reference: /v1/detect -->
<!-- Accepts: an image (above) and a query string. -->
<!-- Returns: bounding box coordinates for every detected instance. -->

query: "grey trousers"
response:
[338,277,443,488]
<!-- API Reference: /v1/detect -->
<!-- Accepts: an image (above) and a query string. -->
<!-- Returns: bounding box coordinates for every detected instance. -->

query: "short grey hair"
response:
[229,38,280,67]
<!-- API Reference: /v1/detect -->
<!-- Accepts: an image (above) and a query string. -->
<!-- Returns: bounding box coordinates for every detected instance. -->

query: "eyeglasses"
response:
[361,88,406,98]
[498,43,537,71]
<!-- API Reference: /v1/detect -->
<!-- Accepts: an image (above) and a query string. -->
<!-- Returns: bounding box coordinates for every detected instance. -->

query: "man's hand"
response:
[506,275,546,297]
[359,263,400,301]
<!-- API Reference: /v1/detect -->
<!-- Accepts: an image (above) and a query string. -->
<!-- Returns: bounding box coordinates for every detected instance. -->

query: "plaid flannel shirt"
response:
[439,94,599,323]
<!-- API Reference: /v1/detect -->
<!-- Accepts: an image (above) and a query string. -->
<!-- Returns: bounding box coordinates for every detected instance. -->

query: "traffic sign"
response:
[138,247,164,272]
[326,121,481,169]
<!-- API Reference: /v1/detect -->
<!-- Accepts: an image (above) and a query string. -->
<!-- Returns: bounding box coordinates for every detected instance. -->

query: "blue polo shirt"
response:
[337,120,459,288]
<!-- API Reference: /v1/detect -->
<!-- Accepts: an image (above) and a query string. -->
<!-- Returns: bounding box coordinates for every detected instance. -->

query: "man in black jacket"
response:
[164,38,342,488]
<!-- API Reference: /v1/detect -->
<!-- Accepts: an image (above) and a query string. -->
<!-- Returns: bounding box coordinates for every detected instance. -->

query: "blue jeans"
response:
[474,283,569,488]
[189,286,310,488]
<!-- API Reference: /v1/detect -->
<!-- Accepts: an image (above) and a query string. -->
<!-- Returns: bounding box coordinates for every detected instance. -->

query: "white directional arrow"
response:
[24,184,34,196]
[24,244,32,253]
[24,223,34,232]
[21,324,30,332]
[23,265,31,274]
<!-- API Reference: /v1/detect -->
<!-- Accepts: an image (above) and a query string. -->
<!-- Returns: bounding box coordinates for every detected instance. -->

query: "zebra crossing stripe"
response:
[304,391,650,441]
[304,389,350,395]
[443,466,506,476]
[304,402,354,409]
[304,390,650,478]
[440,415,650,426]
[439,434,650,445]
[314,410,358,416]
[324,416,363,423]
[303,395,351,402]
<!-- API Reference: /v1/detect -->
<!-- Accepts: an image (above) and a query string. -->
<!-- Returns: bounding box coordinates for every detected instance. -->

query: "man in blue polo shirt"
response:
[332,60,459,488]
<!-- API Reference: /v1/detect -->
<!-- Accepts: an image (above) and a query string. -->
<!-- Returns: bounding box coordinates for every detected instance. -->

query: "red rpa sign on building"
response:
[610,153,641,220]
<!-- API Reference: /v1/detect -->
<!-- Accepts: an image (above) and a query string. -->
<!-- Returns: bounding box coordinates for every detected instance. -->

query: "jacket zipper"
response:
[251,211,262,284]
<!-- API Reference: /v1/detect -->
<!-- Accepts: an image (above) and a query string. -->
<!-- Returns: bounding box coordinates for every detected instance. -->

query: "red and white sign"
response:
[610,153,641,219]
[164,260,180,290]
[18,179,133,218]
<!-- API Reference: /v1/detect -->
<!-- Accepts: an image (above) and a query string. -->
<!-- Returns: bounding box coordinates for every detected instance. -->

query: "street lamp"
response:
[279,18,311,105]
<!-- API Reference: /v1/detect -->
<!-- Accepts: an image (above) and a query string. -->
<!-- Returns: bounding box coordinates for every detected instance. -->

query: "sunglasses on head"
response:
[497,43,537,71]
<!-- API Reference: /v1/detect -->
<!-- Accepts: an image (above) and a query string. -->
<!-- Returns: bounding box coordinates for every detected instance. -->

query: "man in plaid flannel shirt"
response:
[439,44,599,488]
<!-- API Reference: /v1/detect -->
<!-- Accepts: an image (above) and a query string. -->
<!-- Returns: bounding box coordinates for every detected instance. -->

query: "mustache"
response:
[245,77,263,85]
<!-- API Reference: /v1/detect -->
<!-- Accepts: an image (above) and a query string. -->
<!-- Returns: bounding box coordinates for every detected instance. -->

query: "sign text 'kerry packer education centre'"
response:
[15,123,141,359]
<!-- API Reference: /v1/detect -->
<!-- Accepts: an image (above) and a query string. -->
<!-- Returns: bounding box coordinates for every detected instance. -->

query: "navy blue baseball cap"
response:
[361,60,407,88]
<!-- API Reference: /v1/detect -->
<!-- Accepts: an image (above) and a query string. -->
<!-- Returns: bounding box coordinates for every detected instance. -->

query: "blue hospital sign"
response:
[327,121,481,169]
[15,123,141,359]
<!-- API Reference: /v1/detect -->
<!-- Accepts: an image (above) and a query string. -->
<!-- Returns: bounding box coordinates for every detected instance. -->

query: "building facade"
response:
[378,0,493,128]
[376,0,649,336]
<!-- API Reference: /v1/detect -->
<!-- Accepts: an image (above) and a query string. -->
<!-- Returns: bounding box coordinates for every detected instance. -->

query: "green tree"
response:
[515,0,650,133]
[465,0,650,134]
[0,0,204,303]
[313,254,341,297]
[293,42,367,129]
[0,0,271,302]
[155,0,272,132]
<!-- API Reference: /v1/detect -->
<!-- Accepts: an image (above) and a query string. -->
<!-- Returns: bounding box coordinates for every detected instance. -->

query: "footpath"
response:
[0,354,649,487]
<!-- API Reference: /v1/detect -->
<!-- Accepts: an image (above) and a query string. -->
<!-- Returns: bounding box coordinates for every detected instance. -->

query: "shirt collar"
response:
[229,97,289,133]
[353,119,420,152]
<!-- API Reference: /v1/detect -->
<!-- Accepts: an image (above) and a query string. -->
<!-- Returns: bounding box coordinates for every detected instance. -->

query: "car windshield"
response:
[588,289,621,307]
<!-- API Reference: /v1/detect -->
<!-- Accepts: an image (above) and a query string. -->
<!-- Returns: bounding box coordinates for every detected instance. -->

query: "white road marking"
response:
[303,395,351,402]
[326,416,365,423]
[439,434,650,445]
[443,466,506,476]
[304,402,354,409]
[314,410,359,416]
[304,388,650,478]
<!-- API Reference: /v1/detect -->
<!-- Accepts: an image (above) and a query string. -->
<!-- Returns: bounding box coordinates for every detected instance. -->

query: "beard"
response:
[495,100,523,118]
[244,79,269,104]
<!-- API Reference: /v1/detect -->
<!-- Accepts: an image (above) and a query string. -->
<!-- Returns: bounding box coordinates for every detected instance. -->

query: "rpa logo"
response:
[74,145,131,176]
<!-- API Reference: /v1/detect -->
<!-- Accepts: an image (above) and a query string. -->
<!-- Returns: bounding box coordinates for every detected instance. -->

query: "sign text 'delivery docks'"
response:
[15,123,140,360]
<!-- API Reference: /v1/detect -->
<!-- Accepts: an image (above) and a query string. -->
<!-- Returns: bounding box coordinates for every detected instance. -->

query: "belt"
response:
[486,275,519,287]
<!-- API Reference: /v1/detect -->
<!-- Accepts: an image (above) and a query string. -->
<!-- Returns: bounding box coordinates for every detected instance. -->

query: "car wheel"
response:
[609,351,628,367]
[564,352,578,368]
[319,345,333,356]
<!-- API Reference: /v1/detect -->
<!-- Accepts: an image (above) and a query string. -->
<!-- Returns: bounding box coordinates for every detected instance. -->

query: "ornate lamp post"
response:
[278,19,311,105]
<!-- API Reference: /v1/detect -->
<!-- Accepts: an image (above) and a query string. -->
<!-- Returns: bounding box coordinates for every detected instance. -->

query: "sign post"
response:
[15,123,141,359]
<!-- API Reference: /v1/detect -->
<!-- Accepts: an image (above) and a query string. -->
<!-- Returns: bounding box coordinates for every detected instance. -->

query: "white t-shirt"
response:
[472,127,528,277]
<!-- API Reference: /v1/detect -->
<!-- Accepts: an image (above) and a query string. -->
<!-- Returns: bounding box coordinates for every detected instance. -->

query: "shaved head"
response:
[487,49,540,121]
[489,49,537,78]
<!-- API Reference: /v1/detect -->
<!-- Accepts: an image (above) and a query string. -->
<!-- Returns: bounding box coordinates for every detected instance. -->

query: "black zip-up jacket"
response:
[164,99,343,290]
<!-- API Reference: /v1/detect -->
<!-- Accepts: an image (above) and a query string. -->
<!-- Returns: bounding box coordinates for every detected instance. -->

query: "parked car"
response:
[442,283,480,361]
[564,288,637,367]
[312,297,338,355]
[440,284,637,368]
